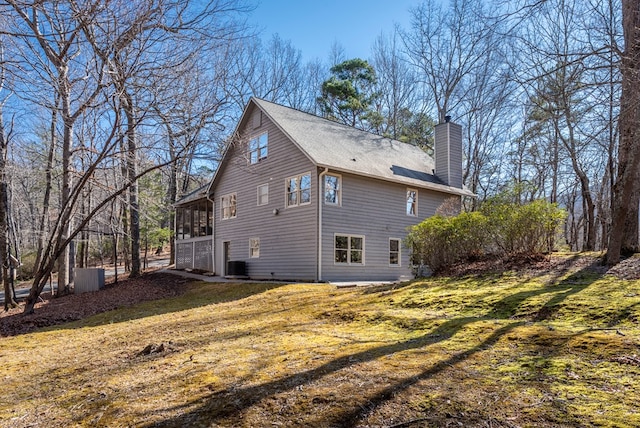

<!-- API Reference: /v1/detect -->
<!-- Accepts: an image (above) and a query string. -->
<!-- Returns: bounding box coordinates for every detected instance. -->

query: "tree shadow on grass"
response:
[335,266,606,427]
[144,266,602,427]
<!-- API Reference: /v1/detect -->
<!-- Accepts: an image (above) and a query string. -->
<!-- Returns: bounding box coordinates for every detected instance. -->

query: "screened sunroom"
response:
[174,187,214,272]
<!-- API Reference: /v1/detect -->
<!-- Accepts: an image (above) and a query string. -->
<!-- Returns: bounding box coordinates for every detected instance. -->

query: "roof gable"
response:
[210,98,473,197]
[252,98,472,196]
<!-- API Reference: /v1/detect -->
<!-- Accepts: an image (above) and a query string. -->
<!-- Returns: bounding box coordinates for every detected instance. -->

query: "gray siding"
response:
[321,172,451,282]
[204,100,464,282]
[213,105,318,281]
[434,121,463,189]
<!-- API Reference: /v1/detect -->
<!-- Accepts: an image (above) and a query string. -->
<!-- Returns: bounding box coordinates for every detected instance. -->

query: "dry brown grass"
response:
[1,254,639,427]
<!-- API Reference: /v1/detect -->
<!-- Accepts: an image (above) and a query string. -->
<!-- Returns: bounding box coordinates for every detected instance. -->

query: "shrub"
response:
[405,211,489,273]
[481,198,566,256]
[406,197,566,273]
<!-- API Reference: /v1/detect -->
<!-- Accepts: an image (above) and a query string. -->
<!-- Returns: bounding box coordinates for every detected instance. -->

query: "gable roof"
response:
[212,98,474,197]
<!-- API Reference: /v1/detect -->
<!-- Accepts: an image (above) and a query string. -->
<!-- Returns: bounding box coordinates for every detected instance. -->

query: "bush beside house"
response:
[406,197,566,273]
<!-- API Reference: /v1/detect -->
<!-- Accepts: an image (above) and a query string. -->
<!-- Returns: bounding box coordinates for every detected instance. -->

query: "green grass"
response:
[1,256,639,427]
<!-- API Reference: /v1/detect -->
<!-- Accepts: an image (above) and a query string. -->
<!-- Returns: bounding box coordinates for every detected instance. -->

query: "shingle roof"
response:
[252,98,474,197]
[174,183,209,206]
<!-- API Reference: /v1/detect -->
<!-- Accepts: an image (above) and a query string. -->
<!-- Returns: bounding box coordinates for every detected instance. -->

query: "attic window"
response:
[249,132,268,164]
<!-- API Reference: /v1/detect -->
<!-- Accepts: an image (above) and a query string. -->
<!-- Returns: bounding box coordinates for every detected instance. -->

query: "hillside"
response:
[1,253,639,427]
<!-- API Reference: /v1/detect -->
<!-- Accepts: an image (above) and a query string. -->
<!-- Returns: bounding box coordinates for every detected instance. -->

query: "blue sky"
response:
[250,0,422,62]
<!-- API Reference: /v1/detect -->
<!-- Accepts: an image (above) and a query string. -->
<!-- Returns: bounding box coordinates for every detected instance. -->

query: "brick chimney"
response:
[434,116,463,189]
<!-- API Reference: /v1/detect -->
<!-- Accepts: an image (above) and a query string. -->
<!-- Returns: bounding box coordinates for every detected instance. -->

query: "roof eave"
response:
[318,164,476,198]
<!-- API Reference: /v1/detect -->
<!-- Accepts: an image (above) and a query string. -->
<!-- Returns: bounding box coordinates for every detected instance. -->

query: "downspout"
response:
[318,167,329,282]
[207,193,215,274]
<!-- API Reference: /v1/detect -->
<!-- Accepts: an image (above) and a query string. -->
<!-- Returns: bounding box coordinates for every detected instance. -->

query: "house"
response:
[174,98,473,282]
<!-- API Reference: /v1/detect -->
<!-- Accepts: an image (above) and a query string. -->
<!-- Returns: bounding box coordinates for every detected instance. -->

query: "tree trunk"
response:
[0,111,17,310]
[35,98,58,271]
[124,95,141,278]
[56,72,73,296]
[168,159,177,266]
[621,168,640,253]
[607,0,640,265]
[578,171,597,251]
[120,199,130,273]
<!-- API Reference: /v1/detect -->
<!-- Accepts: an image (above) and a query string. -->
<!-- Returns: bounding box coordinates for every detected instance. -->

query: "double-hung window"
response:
[334,234,364,265]
[249,133,268,164]
[257,184,269,206]
[221,193,237,219]
[389,239,401,266]
[406,189,418,216]
[286,173,311,207]
[324,174,341,205]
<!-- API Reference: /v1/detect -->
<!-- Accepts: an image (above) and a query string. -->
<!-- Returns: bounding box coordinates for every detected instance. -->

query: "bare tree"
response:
[371,29,421,140]
[0,0,253,313]
[459,48,515,207]
[78,0,251,277]
[225,33,322,115]
[151,55,231,264]
[403,0,494,123]
[502,0,621,250]
[3,0,109,295]
[0,61,18,310]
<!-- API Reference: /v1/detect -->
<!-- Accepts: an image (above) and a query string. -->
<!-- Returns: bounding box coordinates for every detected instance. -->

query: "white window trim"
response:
[324,173,342,206]
[249,237,260,258]
[389,238,401,267]
[257,183,269,206]
[248,132,268,164]
[406,188,418,217]
[285,172,312,208]
[221,193,237,220]
[333,233,365,265]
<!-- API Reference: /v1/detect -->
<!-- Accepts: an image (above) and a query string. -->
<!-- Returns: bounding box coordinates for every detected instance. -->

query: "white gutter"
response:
[318,167,329,282]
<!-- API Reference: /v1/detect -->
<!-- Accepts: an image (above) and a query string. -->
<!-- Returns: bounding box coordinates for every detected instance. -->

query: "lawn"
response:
[1,254,639,427]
